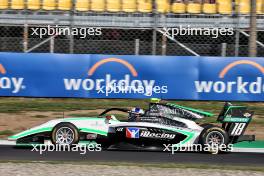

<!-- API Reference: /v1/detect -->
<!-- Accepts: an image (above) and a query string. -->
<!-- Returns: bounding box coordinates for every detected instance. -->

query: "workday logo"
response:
[63,58,168,96]
[0,64,25,93]
[195,60,264,94]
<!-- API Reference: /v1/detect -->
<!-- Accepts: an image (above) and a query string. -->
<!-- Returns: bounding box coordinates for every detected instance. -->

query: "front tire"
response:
[51,123,79,145]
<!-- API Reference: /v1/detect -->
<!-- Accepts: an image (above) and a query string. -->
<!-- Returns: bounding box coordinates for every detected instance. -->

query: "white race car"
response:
[8,100,255,151]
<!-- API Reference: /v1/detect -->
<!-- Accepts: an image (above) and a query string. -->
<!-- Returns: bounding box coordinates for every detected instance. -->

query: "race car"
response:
[8,99,255,151]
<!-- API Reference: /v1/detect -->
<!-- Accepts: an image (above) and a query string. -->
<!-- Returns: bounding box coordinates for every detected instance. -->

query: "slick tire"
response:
[51,123,79,145]
[199,125,229,153]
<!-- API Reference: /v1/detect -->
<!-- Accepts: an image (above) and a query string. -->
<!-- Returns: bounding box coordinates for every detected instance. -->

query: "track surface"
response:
[0,146,264,166]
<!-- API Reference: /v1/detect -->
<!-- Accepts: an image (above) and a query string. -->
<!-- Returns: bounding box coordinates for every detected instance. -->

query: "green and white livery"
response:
[8,100,255,152]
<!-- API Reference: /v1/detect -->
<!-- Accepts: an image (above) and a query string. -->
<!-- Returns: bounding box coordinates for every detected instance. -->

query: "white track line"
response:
[232,148,264,153]
[0,140,16,145]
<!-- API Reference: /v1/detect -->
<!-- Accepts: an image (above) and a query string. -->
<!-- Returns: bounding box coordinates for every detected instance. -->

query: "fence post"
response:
[221,43,227,57]
[50,36,54,53]
[152,0,157,55]
[23,24,28,52]
[234,29,240,57]
[249,0,257,57]
[234,1,240,57]
[69,0,75,54]
[135,39,140,55]
[161,29,167,55]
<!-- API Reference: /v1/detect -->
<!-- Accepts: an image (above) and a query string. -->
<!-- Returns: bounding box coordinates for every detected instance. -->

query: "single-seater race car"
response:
[8,99,255,151]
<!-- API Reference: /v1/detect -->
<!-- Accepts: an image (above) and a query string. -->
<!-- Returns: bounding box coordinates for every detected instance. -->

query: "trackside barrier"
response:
[0,52,263,101]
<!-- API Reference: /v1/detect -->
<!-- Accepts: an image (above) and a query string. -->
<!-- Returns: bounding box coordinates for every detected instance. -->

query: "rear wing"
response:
[217,102,254,123]
[217,102,255,143]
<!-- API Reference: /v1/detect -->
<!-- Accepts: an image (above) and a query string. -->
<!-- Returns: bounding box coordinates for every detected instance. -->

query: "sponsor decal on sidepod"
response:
[140,131,176,139]
[126,127,140,138]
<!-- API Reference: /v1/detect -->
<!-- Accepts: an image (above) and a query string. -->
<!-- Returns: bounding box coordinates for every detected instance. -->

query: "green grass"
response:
[0,98,263,123]
[251,119,264,125]
[68,113,98,117]
[0,98,148,113]
[0,130,15,135]
[32,115,49,118]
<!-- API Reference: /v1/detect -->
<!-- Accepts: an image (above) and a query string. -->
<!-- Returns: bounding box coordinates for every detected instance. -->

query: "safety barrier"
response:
[0,52,263,101]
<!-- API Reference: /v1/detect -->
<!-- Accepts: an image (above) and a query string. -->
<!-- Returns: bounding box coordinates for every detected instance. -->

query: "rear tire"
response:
[199,125,229,153]
[51,123,79,145]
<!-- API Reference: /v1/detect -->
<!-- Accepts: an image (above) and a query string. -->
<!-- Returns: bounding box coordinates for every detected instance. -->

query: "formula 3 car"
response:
[8,99,255,151]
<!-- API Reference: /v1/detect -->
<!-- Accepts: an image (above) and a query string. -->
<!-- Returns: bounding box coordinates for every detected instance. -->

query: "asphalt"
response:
[0,145,264,166]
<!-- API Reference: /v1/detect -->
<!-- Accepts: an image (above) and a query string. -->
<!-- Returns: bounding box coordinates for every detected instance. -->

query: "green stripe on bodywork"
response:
[9,127,53,140]
[159,126,197,150]
[16,141,98,147]
[167,103,214,117]
[176,129,195,144]
[79,128,108,136]
[79,141,97,144]
[16,143,42,147]
[10,126,108,140]
[233,141,264,148]
[9,117,113,140]
[160,126,196,145]
[223,117,250,123]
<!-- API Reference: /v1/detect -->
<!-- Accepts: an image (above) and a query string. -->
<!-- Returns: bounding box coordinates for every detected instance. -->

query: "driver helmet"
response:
[131,107,145,115]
